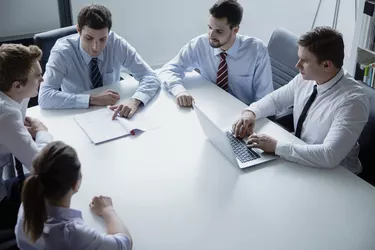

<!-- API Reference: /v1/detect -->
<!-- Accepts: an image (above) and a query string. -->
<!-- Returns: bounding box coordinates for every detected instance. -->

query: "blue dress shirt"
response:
[158,34,274,105]
[15,204,131,250]
[38,31,161,109]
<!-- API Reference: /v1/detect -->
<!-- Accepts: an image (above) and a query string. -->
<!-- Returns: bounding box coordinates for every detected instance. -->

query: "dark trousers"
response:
[0,175,27,250]
[0,176,25,230]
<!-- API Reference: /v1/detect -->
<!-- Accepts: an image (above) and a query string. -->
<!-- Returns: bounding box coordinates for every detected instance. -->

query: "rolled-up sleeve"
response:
[117,38,160,105]
[69,223,132,250]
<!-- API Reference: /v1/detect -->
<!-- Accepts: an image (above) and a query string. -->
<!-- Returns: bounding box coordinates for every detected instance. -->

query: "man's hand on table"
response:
[109,98,141,119]
[90,90,120,106]
[176,91,194,107]
[24,117,48,139]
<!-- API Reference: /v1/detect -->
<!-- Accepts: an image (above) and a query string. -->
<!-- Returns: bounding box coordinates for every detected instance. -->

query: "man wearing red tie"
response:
[159,0,273,107]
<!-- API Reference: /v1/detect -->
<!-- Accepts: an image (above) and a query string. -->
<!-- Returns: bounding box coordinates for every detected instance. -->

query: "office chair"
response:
[357,83,375,186]
[267,28,299,131]
[34,25,77,73]
[30,26,78,107]
[0,229,18,250]
[31,26,126,107]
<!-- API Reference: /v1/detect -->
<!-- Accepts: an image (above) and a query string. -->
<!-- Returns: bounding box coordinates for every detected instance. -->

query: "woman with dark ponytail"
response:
[15,141,133,249]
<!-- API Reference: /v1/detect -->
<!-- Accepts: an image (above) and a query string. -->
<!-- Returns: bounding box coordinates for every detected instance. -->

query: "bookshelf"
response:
[350,0,375,87]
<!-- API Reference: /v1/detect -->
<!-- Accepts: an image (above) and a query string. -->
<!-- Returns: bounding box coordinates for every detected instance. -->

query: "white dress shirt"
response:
[158,34,274,105]
[16,204,131,250]
[0,92,53,201]
[247,69,370,173]
[38,31,161,109]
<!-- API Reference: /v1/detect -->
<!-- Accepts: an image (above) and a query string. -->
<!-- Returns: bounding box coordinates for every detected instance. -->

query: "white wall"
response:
[69,0,355,69]
[0,0,60,37]
[313,0,356,68]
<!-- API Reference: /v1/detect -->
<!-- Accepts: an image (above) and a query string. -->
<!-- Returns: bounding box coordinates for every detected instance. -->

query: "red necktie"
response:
[216,52,228,91]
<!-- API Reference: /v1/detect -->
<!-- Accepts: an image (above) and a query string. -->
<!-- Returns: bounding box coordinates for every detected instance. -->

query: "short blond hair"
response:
[0,44,42,92]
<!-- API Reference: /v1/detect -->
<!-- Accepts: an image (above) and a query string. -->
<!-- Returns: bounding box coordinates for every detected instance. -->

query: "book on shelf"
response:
[358,62,375,88]
[360,1,375,51]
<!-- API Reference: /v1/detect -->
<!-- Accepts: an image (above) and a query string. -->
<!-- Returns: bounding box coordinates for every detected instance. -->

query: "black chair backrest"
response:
[267,28,300,90]
[358,82,375,184]
[0,228,17,249]
[34,25,77,73]
[29,26,77,107]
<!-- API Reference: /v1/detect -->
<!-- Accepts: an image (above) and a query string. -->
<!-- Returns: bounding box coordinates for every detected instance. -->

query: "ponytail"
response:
[20,141,81,243]
[22,175,46,243]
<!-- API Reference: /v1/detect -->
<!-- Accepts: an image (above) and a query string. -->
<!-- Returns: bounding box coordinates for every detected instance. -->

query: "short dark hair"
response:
[209,0,243,28]
[77,4,112,31]
[22,141,81,242]
[0,44,42,92]
[298,26,344,68]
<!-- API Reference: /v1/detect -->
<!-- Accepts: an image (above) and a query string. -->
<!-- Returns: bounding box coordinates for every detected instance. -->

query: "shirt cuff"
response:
[113,233,132,249]
[275,141,292,157]
[245,106,262,120]
[169,84,187,97]
[35,131,53,144]
[132,91,151,106]
[76,94,90,109]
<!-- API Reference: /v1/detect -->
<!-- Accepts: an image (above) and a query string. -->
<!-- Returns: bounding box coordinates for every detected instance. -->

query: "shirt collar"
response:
[46,204,83,221]
[316,68,344,94]
[79,37,104,65]
[213,34,240,58]
[0,91,22,109]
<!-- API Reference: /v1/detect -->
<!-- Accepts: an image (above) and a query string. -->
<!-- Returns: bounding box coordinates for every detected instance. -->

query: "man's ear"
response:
[76,24,81,34]
[323,61,333,71]
[73,178,82,193]
[12,81,22,91]
[233,26,239,35]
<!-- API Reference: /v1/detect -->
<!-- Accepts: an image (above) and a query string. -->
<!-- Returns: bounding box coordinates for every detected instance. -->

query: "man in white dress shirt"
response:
[158,0,273,107]
[232,26,370,174]
[0,44,53,230]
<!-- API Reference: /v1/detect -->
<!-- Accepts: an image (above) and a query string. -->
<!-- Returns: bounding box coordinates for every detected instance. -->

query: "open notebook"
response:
[74,108,156,144]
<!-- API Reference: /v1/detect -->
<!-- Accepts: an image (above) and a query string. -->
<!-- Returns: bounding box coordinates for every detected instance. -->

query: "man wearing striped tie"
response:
[39,4,161,118]
[159,0,273,107]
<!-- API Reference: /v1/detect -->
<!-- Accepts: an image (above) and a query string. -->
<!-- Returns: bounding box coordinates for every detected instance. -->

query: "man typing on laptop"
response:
[232,27,369,174]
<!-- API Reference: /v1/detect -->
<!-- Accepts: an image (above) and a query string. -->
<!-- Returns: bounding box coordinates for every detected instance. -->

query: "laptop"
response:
[194,104,279,169]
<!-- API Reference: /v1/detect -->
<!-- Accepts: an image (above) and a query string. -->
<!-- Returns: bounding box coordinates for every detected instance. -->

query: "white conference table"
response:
[27,73,375,250]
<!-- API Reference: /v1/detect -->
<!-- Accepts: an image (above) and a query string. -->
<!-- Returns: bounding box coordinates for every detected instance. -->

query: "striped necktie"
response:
[216,52,228,91]
[90,58,103,89]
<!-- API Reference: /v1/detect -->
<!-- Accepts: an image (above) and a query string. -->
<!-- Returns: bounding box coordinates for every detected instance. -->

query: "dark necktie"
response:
[216,52,228,91]
[13,156,25,183]
[90,58,103,89]
[295,85,318,138]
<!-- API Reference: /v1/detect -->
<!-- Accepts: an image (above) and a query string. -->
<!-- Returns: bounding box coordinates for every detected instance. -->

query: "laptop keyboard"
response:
[225,131,261,163]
